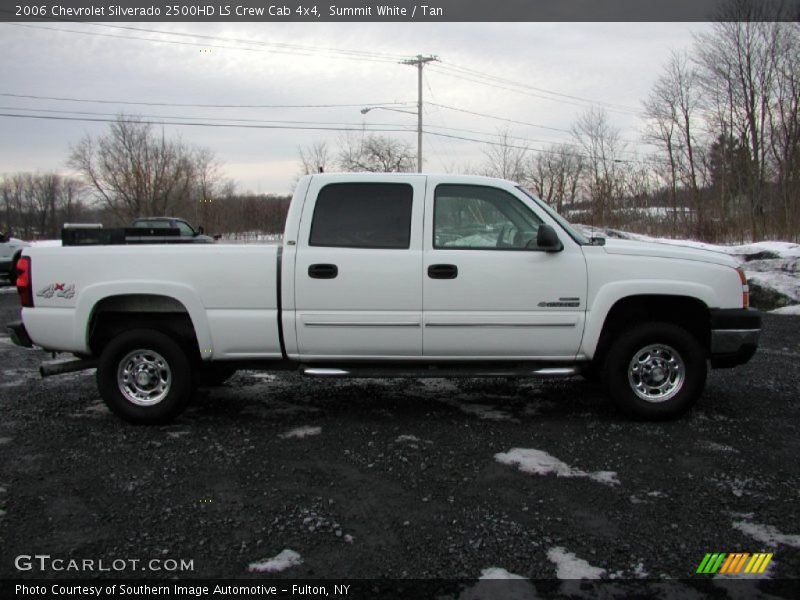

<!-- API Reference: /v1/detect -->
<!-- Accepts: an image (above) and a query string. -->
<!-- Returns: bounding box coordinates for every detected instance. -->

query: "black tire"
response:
[196,363,237,387]
[580,361,601,383]
[97,329,194,424]
[602,322,707,420]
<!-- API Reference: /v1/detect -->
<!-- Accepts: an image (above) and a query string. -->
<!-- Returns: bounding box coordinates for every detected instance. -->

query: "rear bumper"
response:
[8,320,33,348]
[709,308,761,368]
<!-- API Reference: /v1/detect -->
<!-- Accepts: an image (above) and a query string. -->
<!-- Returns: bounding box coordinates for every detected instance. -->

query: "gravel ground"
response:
[0,284,798,597]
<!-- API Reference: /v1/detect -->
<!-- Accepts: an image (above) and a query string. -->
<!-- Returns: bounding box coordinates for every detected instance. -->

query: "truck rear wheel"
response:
[97,329,194,424]
[602,322,706,420]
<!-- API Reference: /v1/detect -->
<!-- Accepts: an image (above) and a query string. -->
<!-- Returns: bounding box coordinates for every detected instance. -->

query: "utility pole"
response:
[401,54,438,173]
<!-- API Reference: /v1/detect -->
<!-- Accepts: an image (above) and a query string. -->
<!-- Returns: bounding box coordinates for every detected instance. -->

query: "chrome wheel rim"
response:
[627,343,685,403]
[117,349,171,406]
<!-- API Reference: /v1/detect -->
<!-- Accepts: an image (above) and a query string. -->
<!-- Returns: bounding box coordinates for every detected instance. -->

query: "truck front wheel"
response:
[603,322,707,420]
[97,329,194,424]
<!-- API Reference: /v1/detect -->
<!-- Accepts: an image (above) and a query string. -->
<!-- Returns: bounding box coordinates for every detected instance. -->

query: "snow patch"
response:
[278,426,321,439]
[495,448,619,486]
[247,549,302,573]
[248,372,277,381]
[702,441,739,453]
[0,437,11,445]
[546,547,606,579]
[166,430,190,439]
[0,369,28,387]
[458,569,537,600]
[479,567,527,580]
[456,402,516,422]
[395,434,420,443]
[771,304,800,315]
[747,271,800,303]
[733,521,800,548]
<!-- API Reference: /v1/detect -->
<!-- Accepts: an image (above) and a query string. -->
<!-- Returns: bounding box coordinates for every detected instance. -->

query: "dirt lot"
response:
[0,284,798,597]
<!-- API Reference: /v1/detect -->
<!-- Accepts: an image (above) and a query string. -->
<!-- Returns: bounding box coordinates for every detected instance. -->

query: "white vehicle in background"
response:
[9,173,761,424]
[0,232,28,283]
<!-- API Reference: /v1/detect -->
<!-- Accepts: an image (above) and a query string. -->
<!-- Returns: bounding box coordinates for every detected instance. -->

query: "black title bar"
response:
[3,0,799,22]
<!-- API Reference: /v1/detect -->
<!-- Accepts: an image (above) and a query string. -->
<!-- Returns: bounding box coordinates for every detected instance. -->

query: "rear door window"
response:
[309,183,413,249]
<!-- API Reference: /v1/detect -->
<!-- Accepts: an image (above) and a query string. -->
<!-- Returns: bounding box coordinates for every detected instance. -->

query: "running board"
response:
[40,358,99,378]
[301,366,578,379]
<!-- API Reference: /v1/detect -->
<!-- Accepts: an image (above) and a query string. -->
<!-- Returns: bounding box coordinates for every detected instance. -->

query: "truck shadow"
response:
[187,372,615,424]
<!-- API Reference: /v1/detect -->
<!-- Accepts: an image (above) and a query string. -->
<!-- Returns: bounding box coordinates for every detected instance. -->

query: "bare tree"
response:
[481,129,528,182]
[337,133,415,172]
[643,50,705,236]
[298,141,330,175]
[767,21,800,240]
[0,173,88,238]
[527,144,584,214]
[68,115,221,222]
[694,0,790,240]
[572,108,627,226]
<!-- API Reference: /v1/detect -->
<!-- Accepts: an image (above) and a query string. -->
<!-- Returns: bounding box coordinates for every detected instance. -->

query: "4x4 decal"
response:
[36,283,75,299]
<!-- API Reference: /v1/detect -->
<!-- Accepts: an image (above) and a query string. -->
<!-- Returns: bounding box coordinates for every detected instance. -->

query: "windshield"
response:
[516,187,590,245]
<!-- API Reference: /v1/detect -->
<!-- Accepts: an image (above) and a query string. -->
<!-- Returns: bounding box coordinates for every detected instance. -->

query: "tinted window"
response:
[174,221,194,236]
[309,183,413,249]
[434,185,542,250]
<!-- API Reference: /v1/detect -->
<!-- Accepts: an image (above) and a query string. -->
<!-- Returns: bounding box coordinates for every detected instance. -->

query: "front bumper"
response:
[709,308,761,368]
[8,320,33,348]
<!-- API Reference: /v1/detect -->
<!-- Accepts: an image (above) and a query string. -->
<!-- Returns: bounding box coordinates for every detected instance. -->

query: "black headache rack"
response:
[62,227,196,246]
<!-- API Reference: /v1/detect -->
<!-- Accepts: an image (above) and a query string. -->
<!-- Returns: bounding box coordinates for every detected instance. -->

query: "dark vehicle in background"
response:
[131,217,219,243]
[60,218,220,247]
[0,232,29,283]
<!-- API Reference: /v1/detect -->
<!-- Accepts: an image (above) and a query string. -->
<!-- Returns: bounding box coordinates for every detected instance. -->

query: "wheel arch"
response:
[85,291,208,360]
[587,294,711,366]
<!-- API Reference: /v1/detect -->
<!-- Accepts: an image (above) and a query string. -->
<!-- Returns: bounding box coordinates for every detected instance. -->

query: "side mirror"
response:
[536,224,563,253]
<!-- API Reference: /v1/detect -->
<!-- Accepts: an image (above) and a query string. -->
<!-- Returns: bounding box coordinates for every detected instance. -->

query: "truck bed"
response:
[22,244,282,359]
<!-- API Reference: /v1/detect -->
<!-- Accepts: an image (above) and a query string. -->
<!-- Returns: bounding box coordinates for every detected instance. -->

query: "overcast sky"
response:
[0,21,710,194]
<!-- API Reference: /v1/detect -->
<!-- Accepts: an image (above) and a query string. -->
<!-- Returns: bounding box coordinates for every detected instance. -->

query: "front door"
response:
[422,179,587,359]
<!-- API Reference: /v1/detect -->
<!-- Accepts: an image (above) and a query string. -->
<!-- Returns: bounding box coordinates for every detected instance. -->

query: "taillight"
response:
[736,267,749,309]
[16,256,33,308]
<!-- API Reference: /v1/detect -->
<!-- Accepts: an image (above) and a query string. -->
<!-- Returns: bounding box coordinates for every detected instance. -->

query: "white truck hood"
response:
[602,238,737,268]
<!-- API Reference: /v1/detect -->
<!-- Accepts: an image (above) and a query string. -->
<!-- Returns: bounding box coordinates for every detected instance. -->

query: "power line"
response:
[0,106,419,129]
[3,22,402,64]
[425,130,669,166]
[89,22,408,62]
[429,64,645,117]
[429,101,574,135]
[0,112,415,134]
[0,93,414,110]
[439,60,642,114]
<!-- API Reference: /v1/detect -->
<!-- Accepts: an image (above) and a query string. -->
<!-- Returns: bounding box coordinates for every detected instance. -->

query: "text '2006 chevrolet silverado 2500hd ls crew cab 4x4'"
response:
[9,174,761,424]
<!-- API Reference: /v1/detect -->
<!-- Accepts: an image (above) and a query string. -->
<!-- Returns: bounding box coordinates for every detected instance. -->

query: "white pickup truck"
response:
[9,173,760,424]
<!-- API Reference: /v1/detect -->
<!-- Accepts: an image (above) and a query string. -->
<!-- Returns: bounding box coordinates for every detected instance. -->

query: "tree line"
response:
[0,117,291,239]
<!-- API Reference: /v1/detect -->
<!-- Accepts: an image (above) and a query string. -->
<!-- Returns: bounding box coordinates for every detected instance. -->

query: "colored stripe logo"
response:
[696,553,773,574]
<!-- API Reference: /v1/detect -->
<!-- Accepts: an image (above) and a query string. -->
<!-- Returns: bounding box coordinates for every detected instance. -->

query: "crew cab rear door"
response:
[422,178,587,359]
[292,176,425,359]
